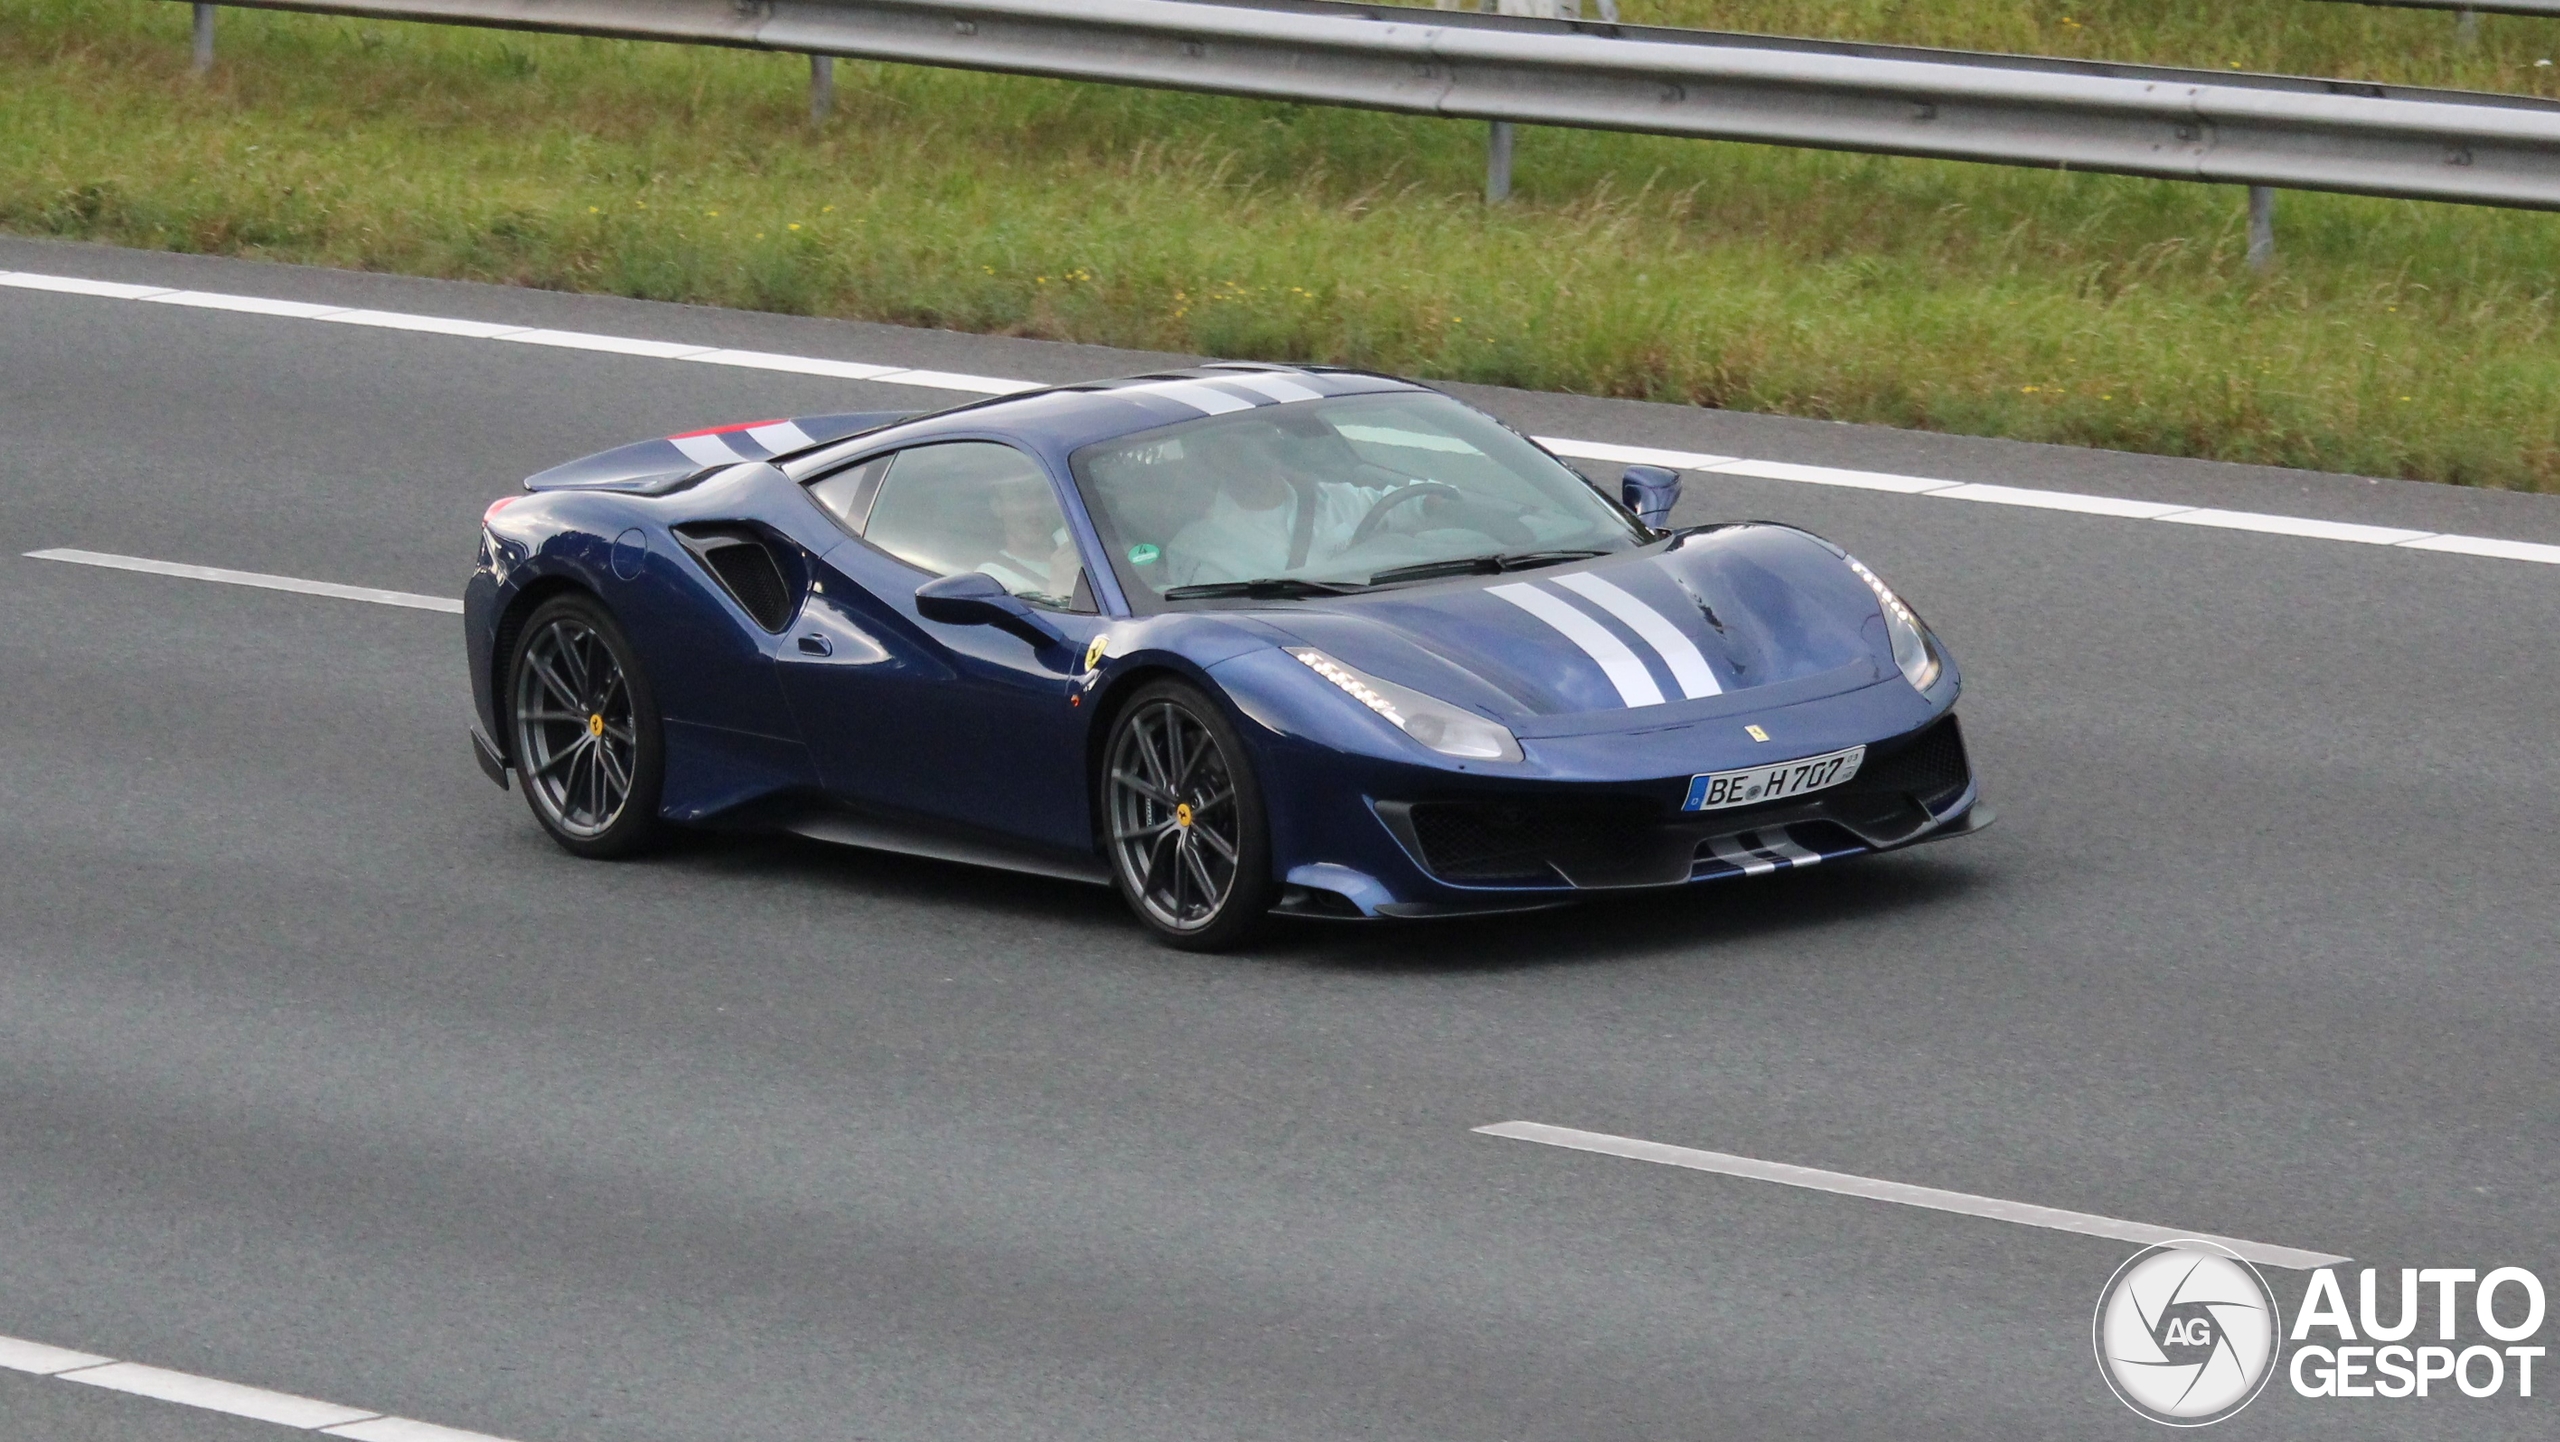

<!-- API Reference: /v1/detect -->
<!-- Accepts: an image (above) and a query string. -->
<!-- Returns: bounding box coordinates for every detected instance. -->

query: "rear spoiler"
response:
[523,411,914,495]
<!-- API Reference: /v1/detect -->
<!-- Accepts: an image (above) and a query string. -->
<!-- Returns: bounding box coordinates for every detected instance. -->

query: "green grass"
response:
[6,0,2560,487]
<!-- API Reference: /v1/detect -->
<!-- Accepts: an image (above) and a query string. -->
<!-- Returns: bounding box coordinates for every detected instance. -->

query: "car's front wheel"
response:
[1103,681,1276,951]
[508,593,664,859]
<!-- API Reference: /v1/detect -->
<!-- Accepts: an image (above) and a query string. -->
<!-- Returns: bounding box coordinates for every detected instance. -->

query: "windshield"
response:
[1069,392,1648,607]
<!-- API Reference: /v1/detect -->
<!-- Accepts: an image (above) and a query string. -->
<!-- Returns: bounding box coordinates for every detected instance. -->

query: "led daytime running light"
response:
[1844,555,1918,630]
[1295,651,1406,726]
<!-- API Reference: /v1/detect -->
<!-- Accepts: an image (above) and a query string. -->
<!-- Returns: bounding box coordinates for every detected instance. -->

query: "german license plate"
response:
[1684,745,1865,812]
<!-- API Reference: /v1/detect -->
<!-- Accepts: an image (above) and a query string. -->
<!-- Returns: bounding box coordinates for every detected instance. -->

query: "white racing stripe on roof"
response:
[1132,379,1259,415]
[667,432,745,467]
[1218,371,1326,404]
[1487,583,1666,708]
[1552,571,1721,699]
[745,419,817,453]
[9,267,2559,571]
[26,548,463,613]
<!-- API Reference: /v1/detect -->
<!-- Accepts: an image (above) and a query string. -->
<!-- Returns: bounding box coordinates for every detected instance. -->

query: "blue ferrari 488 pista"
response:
[465,364,1988,948]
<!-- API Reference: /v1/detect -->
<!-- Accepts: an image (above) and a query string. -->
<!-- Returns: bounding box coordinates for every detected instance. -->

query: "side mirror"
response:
[914,571,1064,647]
[1621,464,1682,531]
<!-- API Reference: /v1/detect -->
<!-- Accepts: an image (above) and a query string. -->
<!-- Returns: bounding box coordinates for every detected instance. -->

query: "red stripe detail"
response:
[666,419,787,439]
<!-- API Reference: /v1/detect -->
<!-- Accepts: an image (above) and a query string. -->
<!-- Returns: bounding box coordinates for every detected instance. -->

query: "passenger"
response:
[976,473,1081,603]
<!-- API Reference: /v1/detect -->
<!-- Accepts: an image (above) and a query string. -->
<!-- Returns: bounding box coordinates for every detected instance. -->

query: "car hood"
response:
[1256,525,1903,737]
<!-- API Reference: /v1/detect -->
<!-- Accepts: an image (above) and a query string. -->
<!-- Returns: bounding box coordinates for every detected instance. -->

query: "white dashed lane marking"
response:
[0,1332,514,1441]
[24,549,462,613]
[6,266,2558,570]
[1477,1120,2351,1271]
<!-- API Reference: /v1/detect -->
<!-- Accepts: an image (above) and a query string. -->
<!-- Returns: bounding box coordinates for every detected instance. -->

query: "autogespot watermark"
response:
[2094,1242,2281,1425]
[2095,1244,2549,1425]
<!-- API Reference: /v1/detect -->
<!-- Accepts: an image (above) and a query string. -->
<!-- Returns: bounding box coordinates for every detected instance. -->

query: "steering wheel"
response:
[1346,482,1467,550]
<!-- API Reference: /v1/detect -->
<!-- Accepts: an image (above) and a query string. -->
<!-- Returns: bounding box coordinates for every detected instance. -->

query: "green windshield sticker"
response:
[1127,543,1162,565]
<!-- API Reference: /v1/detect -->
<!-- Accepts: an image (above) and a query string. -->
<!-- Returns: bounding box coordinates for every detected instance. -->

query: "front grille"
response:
[1387,715,1975,889]
[1839,714,1970,810]
[1404,799,1659,884]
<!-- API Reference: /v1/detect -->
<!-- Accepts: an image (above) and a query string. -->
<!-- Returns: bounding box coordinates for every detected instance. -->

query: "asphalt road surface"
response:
[3,234,2557,1441]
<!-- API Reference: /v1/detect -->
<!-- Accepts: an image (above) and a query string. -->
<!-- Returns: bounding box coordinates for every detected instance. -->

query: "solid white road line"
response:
[0,1331,516,1441]
[1477,1120,2351,1271]
[0,1336,111,1374]
[6,265,2558,567]
[62,1364,379,1430]
[25,549,463,614]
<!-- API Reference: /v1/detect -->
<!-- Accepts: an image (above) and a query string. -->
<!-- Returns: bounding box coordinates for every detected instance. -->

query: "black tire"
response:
[1101,680,1277,951]
[507,593,665,859]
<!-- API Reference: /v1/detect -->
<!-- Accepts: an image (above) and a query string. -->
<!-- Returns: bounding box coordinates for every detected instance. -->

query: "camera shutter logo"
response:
[2094,1242,2282,1426]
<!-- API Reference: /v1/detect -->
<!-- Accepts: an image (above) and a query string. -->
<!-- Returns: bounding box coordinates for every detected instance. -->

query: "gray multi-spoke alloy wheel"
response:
[508,594,664,858]
[1103,681,1275,950]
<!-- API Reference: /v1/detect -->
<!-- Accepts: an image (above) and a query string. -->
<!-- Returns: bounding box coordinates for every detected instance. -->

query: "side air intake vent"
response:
[674,525,798,632]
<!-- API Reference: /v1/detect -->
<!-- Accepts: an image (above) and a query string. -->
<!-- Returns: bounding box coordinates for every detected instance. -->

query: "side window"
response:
[806,453,893,533]
[858,442,1089,609]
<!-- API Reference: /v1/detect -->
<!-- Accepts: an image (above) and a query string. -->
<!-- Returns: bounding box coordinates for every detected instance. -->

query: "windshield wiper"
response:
[1161,577,1366,600]
[1365,549,1608,586]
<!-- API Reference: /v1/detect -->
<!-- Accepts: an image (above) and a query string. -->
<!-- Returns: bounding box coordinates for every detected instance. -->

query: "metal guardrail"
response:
[179,0,2560,223]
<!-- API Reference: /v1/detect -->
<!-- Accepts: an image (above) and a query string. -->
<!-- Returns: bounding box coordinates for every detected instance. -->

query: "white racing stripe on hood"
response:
[1487,583,1665,708]
[1551,571,1722,699]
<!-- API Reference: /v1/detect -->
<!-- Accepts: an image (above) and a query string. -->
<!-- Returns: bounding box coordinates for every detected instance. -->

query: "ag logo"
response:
[2094,1242,2281,1426]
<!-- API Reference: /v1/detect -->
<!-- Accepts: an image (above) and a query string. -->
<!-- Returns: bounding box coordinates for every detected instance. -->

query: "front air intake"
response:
[674,525,798,632]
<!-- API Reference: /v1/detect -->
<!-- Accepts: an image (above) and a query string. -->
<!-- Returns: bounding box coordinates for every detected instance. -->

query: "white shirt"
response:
[1164,481,1390,587]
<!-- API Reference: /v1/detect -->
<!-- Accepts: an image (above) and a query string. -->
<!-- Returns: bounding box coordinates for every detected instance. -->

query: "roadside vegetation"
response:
[6,0,2560,487]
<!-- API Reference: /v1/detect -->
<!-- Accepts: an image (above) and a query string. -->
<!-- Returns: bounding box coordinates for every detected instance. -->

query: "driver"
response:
[975,473,1082,603]
[1162,428,1396,587]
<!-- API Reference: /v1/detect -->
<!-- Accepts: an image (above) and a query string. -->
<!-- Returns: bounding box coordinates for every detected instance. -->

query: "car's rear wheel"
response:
[1103,681,1275,951]
[508,593,663,858]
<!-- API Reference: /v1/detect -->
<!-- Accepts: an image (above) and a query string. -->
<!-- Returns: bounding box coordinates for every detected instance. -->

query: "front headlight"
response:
[1288,648,1523,762]
[1842,555,1942,692]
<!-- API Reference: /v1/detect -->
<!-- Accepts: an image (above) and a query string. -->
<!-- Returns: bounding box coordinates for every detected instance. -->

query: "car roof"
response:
[797,364,1440,467]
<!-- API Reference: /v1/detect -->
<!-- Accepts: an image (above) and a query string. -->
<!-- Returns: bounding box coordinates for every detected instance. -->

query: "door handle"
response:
[797,634,833,657]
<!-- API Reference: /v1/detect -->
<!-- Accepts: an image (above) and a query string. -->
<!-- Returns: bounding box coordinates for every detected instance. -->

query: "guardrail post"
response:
[191,3,215,74]
[810,54,834,121]
[2247,186,2276,270]
[1487,120,1514,203]
[2458,8,2481,46]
